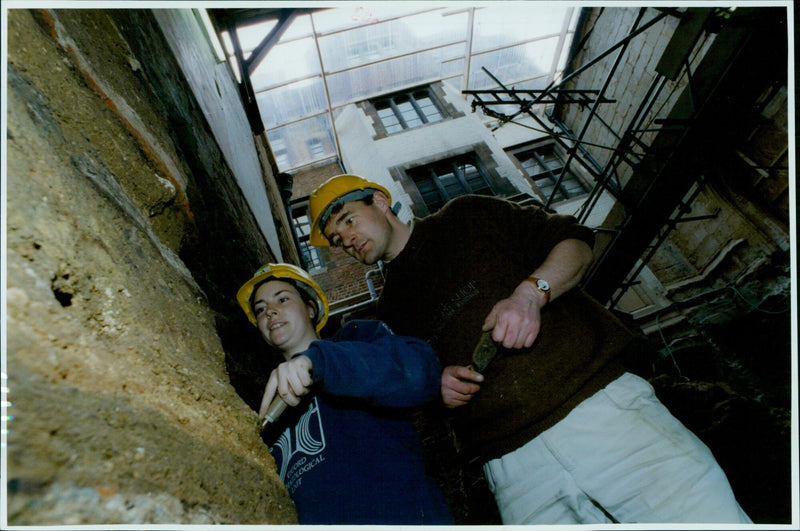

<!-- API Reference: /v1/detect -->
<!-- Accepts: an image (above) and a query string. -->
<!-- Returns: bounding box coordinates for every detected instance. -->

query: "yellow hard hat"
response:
[237,263,329,332]
[308,174,391,247]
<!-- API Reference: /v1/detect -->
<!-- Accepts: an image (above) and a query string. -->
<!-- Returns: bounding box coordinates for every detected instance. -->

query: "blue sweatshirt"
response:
[264,320,452,525]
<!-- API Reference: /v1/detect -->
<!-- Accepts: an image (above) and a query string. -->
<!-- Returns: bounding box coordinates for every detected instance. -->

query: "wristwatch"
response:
[525,276,551,305]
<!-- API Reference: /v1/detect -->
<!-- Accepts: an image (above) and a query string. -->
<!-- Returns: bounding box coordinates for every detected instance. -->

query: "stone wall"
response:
[5,9,296,524]
[558,6,789,304]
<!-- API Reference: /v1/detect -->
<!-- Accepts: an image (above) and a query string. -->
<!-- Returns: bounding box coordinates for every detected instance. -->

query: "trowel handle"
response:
[261,396,288,429]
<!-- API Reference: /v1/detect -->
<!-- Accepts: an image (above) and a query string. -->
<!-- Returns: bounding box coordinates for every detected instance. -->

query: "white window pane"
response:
[442,57,465,79]
[293,213,311,237]
[377,106,395,119]
[376,104,401,131]
[472,5,571,53]
[256,77,327,129]
[319,23,398,72]
[281,13,313,40]
[379,114,401,129]
[236,20,278,52]
[267,114,335,171]
[251,37,320,91]
[319,10,466,73]
[415,95,442,122]
[327,47,453,106]
[403,10,466,49]
[385,123,404,135]
[313,5,439,35]
[396,100,420,127]
[235,14,314,54]
[382,115,402,130]
[308,138,325,158]
[469,38,559,90]
[443,75,463,91]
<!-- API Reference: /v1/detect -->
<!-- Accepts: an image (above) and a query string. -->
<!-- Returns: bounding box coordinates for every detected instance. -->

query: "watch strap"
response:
[524,276,550,305]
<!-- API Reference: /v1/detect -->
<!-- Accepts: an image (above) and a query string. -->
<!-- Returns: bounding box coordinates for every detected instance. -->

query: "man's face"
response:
[252,280,317,354]
[322,195,393,265]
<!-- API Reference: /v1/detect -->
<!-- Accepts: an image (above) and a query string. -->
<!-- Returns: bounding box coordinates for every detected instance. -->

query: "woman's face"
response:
[252,280,318,355]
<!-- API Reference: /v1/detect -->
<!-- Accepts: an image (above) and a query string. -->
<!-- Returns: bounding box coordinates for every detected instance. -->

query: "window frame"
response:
[371,85,445,135]
[509,141,589,205]
[271,136,290,170]
[407,152,496,214]
[306,137,326,159]
[289,197,324,271]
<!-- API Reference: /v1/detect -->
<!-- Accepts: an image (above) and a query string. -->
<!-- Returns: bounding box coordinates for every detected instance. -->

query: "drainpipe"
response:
[365,268,382,300]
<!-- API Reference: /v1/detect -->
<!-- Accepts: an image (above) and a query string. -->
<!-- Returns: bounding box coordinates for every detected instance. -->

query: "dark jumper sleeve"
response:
[302,320,442,409]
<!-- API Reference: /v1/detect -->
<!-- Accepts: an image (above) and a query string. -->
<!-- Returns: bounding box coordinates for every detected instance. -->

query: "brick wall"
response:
[290,160,382,310]
[291,160,342,197]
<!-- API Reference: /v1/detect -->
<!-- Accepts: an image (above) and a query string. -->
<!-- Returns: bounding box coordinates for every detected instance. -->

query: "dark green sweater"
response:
[377,195,631,461]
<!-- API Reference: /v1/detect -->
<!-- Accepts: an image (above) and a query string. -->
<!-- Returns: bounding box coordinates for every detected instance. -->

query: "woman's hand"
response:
[259,355,313,419]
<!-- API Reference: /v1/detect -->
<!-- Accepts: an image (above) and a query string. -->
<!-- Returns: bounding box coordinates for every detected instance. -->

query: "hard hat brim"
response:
[237,264,329,332]
[308,175,391,247]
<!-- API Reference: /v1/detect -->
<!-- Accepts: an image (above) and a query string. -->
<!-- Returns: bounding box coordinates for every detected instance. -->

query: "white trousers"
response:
[483,372,752,524]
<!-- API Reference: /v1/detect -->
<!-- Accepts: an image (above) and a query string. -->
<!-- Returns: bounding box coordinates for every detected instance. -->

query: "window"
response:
[307,137,325,159]
[271,136,290,170]
[290,200,323,270]
[345,33,396,64]
[407,153,494,214]
[373,87,443,134]
[512,143,588,204]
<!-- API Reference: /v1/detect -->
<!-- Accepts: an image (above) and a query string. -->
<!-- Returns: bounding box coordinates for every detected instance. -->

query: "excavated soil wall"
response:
[5,9,295,524]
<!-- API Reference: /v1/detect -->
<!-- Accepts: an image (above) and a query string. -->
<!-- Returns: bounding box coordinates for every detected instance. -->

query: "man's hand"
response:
[441,365,484,408]
[483,239,594,349]
[259,355,313,419]
[482,281,545,349]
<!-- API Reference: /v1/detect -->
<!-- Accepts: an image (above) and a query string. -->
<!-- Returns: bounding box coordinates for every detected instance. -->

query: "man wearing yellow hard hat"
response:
[309,174,409,264]
[308,175,751,525]
[236,262,452,525]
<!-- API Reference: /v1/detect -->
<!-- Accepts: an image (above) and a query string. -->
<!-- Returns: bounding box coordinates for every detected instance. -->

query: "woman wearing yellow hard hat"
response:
[237,262,452,525]
[237,262,329,332]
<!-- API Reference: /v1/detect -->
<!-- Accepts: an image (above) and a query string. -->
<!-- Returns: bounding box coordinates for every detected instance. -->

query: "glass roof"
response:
[218,4,579,172]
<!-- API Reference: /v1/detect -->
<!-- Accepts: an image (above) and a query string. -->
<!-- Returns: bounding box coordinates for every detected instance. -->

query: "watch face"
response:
[537,279,550,291]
